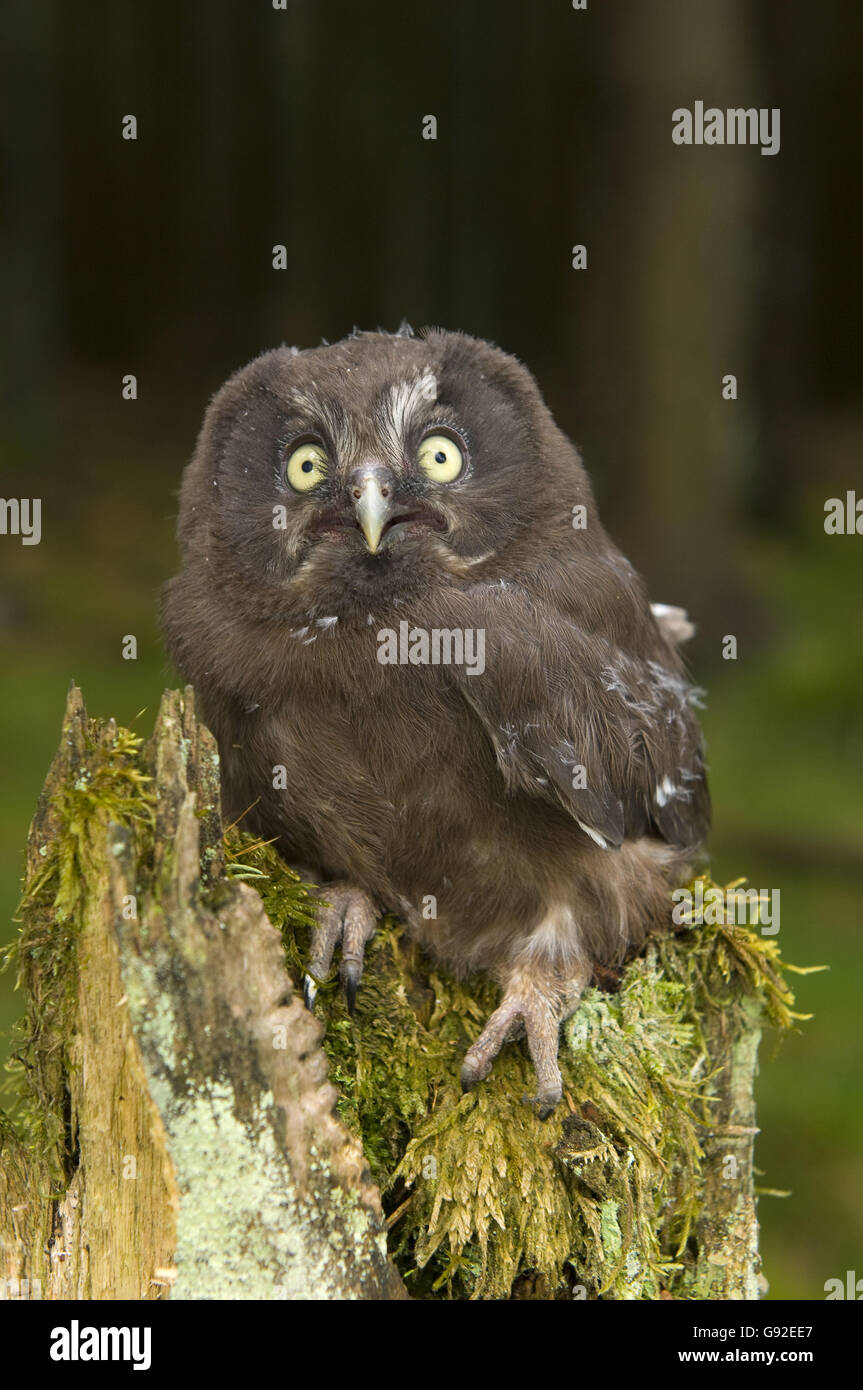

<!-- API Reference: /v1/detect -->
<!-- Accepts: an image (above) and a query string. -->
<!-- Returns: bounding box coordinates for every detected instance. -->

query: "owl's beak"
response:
[349,468,394,554]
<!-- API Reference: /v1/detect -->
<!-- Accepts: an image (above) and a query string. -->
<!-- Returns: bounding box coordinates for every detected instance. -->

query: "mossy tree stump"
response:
[0,688,804,1300]
[0,687,404,1300]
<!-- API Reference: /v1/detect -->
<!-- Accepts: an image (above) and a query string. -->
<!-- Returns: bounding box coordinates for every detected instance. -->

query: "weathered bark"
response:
[690,994,764,1299]
[0,686,405,1300]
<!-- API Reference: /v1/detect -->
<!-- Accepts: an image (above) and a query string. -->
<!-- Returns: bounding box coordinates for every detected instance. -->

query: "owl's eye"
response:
[286,441,328,492]
[417,433,465,484]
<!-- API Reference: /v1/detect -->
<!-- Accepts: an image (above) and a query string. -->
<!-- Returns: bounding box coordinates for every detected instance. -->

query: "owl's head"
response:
[179,328,592,616]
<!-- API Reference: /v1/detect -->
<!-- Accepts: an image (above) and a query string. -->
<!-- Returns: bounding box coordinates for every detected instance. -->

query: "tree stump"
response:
[0,686,404,1300]
[0,687,803,1300]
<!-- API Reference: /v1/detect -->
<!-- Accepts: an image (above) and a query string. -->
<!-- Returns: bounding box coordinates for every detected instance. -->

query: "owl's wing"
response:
[453,602,709,852]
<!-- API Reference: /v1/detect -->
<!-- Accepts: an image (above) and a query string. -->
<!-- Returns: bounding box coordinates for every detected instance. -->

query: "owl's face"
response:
[191,329,574,616]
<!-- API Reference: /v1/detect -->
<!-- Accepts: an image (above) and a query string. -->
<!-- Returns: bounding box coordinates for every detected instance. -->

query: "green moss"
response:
[246,839,812,1301]
[1,718,153,1186]
[222,830,323,970]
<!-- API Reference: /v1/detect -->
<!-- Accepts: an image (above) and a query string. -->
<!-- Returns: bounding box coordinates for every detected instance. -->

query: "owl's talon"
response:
[305,883,378,1013]
[460,980,564,1115]
[531,1082,564,1121]
[303,973,318,1010]
[340,959,361,1015]
[460,1057,490,1093]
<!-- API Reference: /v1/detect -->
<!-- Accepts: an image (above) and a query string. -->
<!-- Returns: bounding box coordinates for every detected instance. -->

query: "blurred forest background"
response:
[1,0,860,1299]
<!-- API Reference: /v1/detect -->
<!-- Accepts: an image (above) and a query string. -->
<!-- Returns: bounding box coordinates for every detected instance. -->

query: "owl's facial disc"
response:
[308,463,448,556]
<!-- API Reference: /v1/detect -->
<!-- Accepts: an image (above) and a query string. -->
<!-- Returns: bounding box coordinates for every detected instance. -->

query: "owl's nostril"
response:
[352,488,362,499]
[381,486,390,498]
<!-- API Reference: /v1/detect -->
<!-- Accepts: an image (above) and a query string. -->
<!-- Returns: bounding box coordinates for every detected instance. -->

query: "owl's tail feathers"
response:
[651,602,696,645]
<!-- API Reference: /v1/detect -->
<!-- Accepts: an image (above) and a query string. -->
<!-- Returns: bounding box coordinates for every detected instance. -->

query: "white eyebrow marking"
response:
[378,371,438,460]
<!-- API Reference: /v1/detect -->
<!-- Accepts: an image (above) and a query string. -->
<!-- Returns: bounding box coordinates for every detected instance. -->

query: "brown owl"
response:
[162,327,709,1116]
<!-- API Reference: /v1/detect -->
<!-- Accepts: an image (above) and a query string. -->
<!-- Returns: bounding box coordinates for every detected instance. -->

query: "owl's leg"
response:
[460,965,587,1119]
[303,883,379,1013]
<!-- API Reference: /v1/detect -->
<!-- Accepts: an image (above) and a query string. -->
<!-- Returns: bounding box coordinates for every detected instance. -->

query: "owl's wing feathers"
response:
[455,606,709,852]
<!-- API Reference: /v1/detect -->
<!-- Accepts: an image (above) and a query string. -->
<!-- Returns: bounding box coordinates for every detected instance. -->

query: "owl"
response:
[162,327,709,1117]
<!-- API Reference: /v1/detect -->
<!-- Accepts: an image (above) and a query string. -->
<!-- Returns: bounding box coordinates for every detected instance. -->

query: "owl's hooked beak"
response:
[349,466,394,555]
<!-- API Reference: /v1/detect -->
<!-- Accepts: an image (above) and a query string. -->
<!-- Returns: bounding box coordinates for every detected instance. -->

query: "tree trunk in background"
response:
[573,0,760,633]
[0,2,61,406]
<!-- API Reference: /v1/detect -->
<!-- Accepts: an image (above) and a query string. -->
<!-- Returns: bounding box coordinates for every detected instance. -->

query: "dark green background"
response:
[1,0,860,1299]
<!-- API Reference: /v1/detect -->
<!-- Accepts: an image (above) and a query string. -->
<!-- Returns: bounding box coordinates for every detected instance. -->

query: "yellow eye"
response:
[286,441,328,492]
[417,433,464,483]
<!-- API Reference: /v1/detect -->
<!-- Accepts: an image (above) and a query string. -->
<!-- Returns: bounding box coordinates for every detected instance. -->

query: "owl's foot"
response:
[460,976,564,1120]
[303,883,378,1014]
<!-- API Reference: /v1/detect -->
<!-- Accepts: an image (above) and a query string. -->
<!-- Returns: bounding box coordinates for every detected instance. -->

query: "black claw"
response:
[460,1060,486,1094]
[532,1088,562,1121]
[341,961,360,1015]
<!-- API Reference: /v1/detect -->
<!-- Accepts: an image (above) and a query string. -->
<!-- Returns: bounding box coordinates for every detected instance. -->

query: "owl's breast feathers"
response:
[167,548,708,860]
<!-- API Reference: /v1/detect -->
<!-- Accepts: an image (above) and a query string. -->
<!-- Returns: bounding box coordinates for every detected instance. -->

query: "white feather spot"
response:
[651,601,695,644]
[577,820,609,850]
[655,776,677,807]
